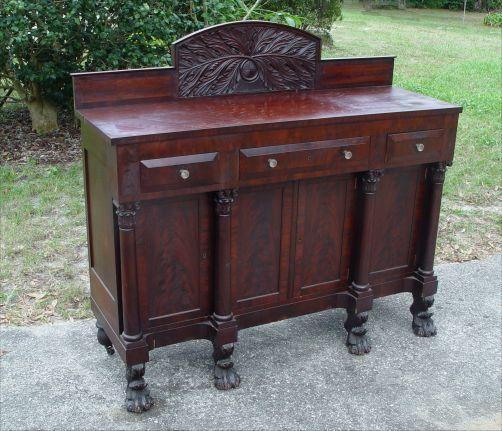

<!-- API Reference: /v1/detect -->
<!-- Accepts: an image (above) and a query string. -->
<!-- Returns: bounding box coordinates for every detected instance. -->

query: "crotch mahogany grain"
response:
[73,21,461,413]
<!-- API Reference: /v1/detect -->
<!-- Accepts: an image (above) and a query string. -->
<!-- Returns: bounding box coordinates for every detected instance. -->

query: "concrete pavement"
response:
[1,254,501,430]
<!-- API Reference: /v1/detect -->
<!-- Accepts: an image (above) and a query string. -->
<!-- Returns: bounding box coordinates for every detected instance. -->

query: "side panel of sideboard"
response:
[82,122,122,335]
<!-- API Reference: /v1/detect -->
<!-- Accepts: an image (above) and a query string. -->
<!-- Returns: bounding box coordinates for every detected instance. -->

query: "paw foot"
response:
[214,359,240,390]
[412,312,437,337]
[96,324,114,356]
[125,363,153,413]
[346,327,371,355]
[125,389,153,413]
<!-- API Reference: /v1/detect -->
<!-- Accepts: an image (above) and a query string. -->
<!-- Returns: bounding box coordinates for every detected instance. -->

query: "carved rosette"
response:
[430,162,448,184]
[360,170,384,194]
[214,189,238,216]
[116,202,140,229]
[173,22,320,98]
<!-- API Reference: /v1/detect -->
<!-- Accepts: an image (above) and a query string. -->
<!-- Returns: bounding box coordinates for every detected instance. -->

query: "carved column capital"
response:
[430,162,449,184]
[360,169,384,194]
[116,202,140,229]
[214,189,238,216]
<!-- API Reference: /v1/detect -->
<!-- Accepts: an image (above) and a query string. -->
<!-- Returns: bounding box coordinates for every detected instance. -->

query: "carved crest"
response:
[172,21,321,98]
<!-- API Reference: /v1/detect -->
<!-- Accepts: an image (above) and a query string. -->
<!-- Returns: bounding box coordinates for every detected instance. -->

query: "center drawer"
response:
[239,136,370,180]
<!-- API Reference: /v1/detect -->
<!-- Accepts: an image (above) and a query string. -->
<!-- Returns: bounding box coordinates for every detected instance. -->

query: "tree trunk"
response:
[398,0,406,9]
[26,96,58,134]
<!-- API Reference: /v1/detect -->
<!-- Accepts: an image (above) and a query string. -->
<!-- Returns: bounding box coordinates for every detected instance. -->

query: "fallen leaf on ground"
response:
[26,292,47,300]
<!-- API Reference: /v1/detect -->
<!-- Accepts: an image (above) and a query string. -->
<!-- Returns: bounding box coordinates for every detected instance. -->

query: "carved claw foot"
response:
[213,343,240,390]
[125,363,153,413]
[344,311,371,355]
[410,295,437,337]
[96,321,114,355]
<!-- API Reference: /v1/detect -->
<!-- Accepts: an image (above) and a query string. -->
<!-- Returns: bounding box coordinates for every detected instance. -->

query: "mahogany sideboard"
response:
[72,21,461,413]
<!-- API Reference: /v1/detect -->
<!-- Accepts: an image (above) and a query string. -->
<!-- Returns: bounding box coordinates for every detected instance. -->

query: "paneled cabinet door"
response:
[231,183,294,311]
[293,175,355,297]
[135,195,212,329]
[369,166,426,284]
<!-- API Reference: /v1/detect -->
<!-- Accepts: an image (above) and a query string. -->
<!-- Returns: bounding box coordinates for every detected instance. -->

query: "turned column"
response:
[117,202,153,412]
[418,162,448,276]
[211,189,240,390]
[345,169,384,355]
[116,202,142,342]
[410,161,448,337]
[213,189,237,323]
[351,169,384,292]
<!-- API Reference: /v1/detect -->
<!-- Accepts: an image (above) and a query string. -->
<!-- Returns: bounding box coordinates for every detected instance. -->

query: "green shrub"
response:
[484,11,502,25]
[486,0,502,10]
[444,0,475,10]
[0,0,340,134]
[406,0,447,8]
[404,0,501,9]
[265,0,342,31]
[408,0,476,10]
[0,0,242,133]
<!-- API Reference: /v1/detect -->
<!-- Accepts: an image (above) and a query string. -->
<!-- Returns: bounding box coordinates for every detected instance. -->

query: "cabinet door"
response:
[231,183,293,311]
[135,195,212,328]
[293,175,354,297]
[369,166,426,283]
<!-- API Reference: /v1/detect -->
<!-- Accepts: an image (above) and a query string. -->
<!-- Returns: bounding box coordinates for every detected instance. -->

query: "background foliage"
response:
[0,0,342,132]
[483,10,502,24]
[377,0,501,10]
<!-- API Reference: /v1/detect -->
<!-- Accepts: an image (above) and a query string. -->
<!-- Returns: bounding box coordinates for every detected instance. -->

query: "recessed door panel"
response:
[370,166,423,279]
[294,176,353,296]
[135,195,212,327]
[232,183,293,310]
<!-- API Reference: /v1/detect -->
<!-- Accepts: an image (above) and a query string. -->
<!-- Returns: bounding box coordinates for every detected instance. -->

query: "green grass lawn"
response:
[326,3,501,205]
[0,162,90,324]
[325,2,501,261]
[0,5,500,325]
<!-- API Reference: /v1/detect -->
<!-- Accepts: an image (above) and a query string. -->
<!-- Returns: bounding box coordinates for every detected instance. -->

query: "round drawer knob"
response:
[179,169,190,180]
[343,150,353,160]
[416,143,425,152]
[268,158,278,168]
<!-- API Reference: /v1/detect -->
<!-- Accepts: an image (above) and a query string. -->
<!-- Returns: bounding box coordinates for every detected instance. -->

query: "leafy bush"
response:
[484,11,502,25]
[444,0,475,10]
[406,0,448,8]
[265,0,342,31]
[486,0,502,10]
[0,0,341,133]
[0,0,242,133]
[407,0,500,9]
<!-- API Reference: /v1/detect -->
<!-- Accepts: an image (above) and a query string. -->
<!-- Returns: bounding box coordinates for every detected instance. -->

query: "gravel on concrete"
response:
[1,254,501,431]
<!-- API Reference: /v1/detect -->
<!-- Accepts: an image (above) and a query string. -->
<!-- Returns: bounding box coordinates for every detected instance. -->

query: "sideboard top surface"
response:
[73,21,461,145]
[78,86,461,144]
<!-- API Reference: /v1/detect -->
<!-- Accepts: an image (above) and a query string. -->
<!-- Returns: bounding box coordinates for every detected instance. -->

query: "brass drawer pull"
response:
[179,169,190,180]
[416,143,425,152]
[268,158,278,168]
[343,150,353,160]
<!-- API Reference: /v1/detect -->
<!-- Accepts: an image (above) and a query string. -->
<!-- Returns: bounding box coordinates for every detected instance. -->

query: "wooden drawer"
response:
[140,152,225,191]
[386,129,445,166]
[239,136,370,179]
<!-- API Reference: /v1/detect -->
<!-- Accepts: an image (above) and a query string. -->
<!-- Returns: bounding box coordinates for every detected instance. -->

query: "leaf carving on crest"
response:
[174,23,320,97]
